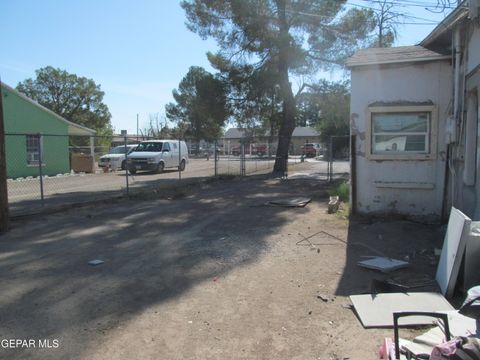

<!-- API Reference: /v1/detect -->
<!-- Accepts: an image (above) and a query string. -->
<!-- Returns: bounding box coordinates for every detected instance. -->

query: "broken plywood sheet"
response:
[435,207,471,298]
[399,310,478,358]
[264,197,311,207]
[358,257,409,273]
[289,172,325,180]
[350,292,454,328]
[436,310,479,337]
[399,338,436,359]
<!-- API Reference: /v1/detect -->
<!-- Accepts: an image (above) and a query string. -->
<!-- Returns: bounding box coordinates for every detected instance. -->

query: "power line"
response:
[347,1,441,23]
[358,0,457,9]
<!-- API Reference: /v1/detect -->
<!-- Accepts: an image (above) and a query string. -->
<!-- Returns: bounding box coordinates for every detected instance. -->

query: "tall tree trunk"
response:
[273,0,296,173]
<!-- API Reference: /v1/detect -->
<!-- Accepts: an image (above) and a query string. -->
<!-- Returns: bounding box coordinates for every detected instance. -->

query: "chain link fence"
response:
[5,133,350,216]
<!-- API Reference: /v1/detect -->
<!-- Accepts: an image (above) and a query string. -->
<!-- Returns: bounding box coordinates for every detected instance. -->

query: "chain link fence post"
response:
[178,139,182,181]
[38,133,45,206]
[214,140,218,177]
[124,136,129,195]
[240,143,245,176]
[328,136,333,182]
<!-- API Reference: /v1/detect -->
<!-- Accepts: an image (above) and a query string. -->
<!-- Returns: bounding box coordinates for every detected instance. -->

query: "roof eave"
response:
[420,3,469,48]
[347,55,451,68]
[2,82,96,136]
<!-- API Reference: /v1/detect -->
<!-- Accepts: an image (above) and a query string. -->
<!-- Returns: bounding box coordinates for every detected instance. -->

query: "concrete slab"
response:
[350,292,454,328]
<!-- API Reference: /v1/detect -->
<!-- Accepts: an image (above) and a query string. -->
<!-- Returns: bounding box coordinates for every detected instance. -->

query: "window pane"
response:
[26,135,41,165]
[373,113,428,133]
[373,135,426,152]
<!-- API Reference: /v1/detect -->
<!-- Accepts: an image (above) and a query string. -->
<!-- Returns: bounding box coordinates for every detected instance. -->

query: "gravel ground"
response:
[0,163,441,359]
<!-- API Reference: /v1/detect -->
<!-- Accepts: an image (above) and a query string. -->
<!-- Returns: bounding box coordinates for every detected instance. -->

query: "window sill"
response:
[367,153,435,161]
[375,181,435,189]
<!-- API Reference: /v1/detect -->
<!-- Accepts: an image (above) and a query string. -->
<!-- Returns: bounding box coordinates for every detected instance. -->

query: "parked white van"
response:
[127,140,188,174]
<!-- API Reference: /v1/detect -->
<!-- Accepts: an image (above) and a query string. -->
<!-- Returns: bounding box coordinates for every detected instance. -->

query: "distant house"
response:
[111,133,149,147]
[2,83,96,178]
[347,0,480,221]
[223,126,321,155]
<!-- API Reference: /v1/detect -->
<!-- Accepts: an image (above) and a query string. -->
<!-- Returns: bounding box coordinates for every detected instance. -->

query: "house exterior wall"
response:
[2,85,70,178]
[350,60,452,219]
[460,22,480,219]
[467,24,480,75]
[223,134,321,155]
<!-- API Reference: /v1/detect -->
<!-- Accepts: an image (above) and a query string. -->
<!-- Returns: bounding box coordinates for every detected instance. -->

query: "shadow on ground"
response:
[335,218,444,297]
[0,174,327,359]
[8,175,215,217]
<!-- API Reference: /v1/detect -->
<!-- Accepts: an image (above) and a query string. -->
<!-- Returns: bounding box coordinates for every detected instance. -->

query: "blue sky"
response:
[1,0,451,134]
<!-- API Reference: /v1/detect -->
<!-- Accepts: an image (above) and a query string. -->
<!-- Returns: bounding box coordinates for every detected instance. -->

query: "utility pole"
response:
[136,114,139,142]
[0,81,10,233]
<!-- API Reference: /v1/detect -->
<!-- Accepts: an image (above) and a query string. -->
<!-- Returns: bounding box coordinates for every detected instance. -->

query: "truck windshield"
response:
[134,142,163,152]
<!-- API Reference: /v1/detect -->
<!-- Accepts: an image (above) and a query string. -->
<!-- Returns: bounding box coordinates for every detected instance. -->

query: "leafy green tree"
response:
[165,66,229,142]
[296,80,350,141]
[182,0,376,172]
[209,55,283,141]
[17,66,112,136]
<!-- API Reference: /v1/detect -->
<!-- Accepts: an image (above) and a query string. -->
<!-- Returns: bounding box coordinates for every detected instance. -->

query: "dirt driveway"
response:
[0,166,441,359]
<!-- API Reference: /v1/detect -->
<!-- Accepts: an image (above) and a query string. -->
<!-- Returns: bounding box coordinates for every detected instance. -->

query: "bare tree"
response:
[143,113,169,139]
[373,0,403,47]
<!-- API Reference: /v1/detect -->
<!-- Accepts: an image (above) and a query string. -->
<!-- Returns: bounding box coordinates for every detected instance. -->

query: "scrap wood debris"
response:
[263,197,311,207]
[357,256,410,273]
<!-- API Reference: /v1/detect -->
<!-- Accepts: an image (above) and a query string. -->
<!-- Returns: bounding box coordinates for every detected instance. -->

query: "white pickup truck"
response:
[99,144,138,170]
[127,140,189,174]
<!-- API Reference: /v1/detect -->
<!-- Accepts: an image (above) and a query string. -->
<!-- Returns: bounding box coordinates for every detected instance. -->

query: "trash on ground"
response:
[458,285,480,320]
[349,292,454,328]
[88,259,104,266]
[264,197,311,207]
[464,222,480,293]
[327,196,340,214]
[317,294,335,302]
[357,256,410,273]
[370,279,409,294]
[390,274,436,289]
[395,310,478,358]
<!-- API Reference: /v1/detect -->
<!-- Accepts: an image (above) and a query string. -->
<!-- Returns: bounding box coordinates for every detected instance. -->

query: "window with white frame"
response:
[26,135,42,165]
[367,106,437,160]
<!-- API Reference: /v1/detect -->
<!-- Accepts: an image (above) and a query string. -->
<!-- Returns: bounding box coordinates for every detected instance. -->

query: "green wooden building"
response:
[2,83,96,179]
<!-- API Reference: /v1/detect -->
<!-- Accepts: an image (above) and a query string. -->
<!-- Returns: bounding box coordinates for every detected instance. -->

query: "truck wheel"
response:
[155,162,164,174]
[121,160,126,170]
[179,160,186,171]
[129,169,137,175]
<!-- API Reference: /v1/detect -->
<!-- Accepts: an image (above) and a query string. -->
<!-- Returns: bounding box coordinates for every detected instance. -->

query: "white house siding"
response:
[351,60,452,219]
[467,25,480,75]
[465,23,480,219]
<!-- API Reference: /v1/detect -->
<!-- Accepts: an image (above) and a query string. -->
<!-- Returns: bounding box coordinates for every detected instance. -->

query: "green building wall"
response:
[2,85,70,178]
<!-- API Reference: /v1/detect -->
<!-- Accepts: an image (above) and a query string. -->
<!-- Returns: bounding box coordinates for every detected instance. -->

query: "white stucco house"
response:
[347,0,480,222]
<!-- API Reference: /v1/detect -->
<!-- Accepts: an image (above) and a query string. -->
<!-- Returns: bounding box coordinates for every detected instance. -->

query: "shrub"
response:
[329,181,349,202]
